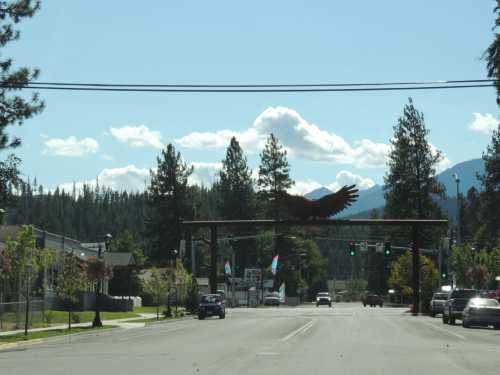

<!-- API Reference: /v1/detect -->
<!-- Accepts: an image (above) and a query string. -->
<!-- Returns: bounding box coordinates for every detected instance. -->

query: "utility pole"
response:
[231,251,236,308]
[453,173,461,246]
[24,265,31,336]
[412,225,420,315]
[209,226,218,294]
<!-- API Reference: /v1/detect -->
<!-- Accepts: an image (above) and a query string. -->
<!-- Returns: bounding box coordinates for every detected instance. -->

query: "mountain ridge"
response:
[303,158,484,218]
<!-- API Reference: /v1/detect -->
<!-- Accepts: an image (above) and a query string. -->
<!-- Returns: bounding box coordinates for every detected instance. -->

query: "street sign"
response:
[360,241,368,252]
[375,243,383,253]
[244,268,262,285]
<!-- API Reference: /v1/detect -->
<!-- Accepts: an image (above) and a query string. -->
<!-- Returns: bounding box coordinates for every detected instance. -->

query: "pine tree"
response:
[476,124,500,247]
[0,1,44,151]
[218,137,256,271]
[146,144,193,263]
[257,133,293,219]
[484,0,500,103]
[218,137,254,220]
[384,99,445,245]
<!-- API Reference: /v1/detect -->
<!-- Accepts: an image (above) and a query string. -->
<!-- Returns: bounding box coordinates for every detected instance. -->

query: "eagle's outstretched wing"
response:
[314,184,359,217]
[275,185,359,219]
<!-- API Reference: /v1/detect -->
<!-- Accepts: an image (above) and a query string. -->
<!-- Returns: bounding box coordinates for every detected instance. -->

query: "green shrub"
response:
[45,311,55,325]
[71,312,81,324]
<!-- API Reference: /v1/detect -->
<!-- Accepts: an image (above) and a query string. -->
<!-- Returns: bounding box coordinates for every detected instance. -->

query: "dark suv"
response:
[362,294,383,307]
[442,289,478,325]
[198,294,225,320]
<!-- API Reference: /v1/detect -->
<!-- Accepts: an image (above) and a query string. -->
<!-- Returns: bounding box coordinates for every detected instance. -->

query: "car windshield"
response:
[201,295,221,303]
[317,293,330,296]
[469,298,499,307]
[433,293,448,300]
[451,290,478,299]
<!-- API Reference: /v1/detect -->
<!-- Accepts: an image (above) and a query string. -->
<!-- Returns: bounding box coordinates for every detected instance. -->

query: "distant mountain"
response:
[303,158,485,218]
[436,158,484,197]
[304,187,333,200]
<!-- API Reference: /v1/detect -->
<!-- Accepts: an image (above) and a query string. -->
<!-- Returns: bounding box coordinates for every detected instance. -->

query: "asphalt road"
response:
[2,303,500,375]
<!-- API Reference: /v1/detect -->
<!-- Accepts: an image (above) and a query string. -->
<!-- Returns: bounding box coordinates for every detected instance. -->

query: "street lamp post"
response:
[93,233,112,327]
[24,265,31,336]
[453,173,461,246]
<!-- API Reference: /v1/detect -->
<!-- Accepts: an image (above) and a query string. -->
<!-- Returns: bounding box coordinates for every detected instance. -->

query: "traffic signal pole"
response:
[412,225,420,315]
[210,225,218,294]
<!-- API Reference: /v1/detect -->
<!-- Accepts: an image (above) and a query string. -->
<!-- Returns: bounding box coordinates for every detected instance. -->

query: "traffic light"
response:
[384,241,391,256]
[441,271,447,279]
[349,242,356,256]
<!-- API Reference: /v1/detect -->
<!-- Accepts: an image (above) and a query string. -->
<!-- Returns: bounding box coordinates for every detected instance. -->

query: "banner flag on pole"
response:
[278,283,285,302]
[271,255,279,275]
[224,260,231,275]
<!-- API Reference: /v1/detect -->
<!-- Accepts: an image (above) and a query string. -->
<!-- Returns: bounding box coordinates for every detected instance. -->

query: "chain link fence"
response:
[0,299,45,332]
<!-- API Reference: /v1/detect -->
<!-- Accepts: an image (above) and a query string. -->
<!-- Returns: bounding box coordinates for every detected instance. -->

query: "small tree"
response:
[174,258,190,306]
[345,279,368,301]
[142,267,170,320]
[55,253,86,329]
[389,251,437,311]
[451,244,497,288]
[185,277,199,314]
[466,265,491,290]
[257,133,293,219]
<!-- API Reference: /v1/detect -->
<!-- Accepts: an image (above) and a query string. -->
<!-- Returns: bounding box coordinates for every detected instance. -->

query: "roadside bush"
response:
[45,310,55,325]
[71,312,81,324]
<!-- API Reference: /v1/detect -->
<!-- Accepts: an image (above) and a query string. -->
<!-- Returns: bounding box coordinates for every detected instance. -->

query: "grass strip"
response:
[0,326,115,344]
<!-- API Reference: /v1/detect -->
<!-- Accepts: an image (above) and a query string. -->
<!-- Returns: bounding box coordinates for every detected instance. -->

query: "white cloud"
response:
[58,165,150,193]
[110,125,163,149]
[189,162,222,187]
[288,170,375,196]
[43,136,99,157]
[100,154,113,161]
[57,161,224,193]
[429,143,451,173]
[469,113,498,135]
[176,106,389,168]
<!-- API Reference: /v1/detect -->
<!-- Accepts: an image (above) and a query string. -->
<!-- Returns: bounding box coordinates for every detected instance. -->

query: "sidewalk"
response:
[0,313,157,337]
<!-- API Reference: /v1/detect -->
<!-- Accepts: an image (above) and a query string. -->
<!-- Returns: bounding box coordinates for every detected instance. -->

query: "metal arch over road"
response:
[182,219,449,314]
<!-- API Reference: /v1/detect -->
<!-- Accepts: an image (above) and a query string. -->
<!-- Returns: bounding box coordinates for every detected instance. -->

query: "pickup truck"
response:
[442,289,478,325]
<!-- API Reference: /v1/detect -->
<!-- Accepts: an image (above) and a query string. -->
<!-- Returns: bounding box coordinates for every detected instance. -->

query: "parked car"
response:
[316,292,332,307]
[362,294,383,307]
[462,298,500,329]
[429,292,448,317]
[264,292,281,306]
[198,294,225,320]
[442,289,478,325]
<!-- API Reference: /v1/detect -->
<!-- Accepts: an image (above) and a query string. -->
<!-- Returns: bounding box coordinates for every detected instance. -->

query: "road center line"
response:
[280,320,315,342]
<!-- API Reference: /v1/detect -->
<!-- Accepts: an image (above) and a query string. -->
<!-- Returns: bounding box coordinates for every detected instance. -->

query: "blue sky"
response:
[4,1,499,194]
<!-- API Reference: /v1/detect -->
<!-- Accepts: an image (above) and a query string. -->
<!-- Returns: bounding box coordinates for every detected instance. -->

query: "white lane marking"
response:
[419,319,466,340]
[256,352,280,356]
[280,320,315,342]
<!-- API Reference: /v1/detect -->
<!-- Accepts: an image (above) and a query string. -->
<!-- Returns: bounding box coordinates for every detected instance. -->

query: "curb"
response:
[0,326,119,351]
[145,315,195,326]
[0,338,44,351]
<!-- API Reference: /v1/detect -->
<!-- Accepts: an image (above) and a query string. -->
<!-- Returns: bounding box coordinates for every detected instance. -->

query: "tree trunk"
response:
[156,296,159,320]
[68,309,71,330]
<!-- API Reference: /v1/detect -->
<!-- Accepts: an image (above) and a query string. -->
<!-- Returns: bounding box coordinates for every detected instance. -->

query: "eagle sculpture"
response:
[275,185,359,220]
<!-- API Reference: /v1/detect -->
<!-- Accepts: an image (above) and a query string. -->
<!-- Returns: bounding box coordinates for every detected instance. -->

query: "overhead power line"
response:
[25,78,496,88]
[1,79,496,93]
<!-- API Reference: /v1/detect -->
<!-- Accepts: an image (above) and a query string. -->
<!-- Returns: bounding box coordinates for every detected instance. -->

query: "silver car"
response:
[429,292,448,317]
[462,298,500,329]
